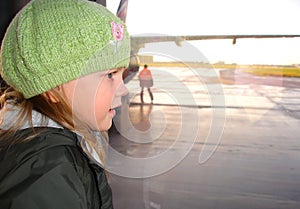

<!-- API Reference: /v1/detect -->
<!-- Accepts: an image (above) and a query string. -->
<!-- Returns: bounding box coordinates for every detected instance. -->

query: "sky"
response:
[107,0,300,65]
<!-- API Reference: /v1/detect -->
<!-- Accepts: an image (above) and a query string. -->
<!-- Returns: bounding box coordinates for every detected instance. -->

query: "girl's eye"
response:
[107,73,113,79]
[107,69,122,79]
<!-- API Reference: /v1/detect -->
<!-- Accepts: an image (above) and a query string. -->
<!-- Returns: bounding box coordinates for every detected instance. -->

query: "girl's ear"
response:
[42,87,61,103]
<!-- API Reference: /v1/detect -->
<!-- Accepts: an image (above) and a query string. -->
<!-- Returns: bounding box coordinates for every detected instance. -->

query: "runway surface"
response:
[108,67,300,209]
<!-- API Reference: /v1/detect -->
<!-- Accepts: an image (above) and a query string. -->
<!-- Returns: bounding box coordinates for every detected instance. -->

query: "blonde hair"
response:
[0,86,106,166]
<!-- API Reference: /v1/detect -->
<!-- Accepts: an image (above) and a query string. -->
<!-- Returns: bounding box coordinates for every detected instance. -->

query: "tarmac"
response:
[107,67,300,209]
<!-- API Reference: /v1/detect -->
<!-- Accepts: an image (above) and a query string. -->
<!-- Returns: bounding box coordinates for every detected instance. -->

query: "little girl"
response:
[0,0,130,208]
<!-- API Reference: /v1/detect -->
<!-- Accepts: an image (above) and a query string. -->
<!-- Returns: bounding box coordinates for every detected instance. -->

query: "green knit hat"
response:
[0,0,130,99]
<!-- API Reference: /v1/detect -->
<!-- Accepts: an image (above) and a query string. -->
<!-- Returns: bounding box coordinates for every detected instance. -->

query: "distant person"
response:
[0,0,130,208]
[138,64,154,103]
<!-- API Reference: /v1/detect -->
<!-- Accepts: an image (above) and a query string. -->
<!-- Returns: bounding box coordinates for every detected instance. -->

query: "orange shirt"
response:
[138,68,153,81]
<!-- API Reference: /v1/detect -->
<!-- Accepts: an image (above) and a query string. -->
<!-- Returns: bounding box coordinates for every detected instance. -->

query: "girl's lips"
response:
[110,104,121,117]
[109,108,116,117]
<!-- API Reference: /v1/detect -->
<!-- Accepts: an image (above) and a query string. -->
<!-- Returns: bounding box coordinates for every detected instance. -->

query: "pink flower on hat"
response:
[111,21,124,41]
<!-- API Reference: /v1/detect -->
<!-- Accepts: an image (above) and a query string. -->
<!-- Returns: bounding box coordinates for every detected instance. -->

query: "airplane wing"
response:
[131,34,300,47]
[129,34,300,56]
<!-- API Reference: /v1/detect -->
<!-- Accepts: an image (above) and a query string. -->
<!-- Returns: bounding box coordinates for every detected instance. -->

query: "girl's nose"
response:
[116,82,129,97]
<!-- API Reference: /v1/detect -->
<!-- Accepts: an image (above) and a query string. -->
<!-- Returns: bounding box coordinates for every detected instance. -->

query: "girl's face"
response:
[61,68,128,131]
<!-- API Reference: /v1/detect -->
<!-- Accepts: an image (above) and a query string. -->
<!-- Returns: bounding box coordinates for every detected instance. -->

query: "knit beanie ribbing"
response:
[0,0,130,98]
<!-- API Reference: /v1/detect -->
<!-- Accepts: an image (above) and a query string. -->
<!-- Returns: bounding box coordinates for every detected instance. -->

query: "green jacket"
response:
[0,127,113,209]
